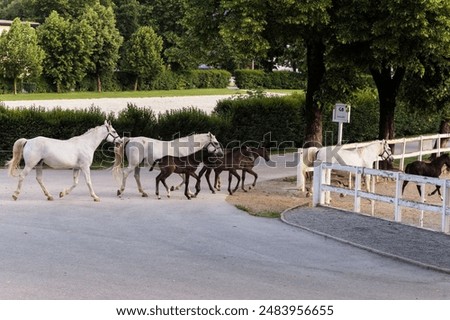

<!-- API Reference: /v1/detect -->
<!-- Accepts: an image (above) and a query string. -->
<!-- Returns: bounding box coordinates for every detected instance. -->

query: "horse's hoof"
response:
[59,192,64,198]
[167,195,171,198]
[212,191,216,194]
[48,196,54,201]
[12,194,18,201]
[170,186,175,191]
[142,193,148,198]
[117,190,122,196]
[94,197,100,202]
[306,192,311,197]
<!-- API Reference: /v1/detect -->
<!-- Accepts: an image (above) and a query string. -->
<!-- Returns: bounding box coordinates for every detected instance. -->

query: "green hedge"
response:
[234,69,306,89]
[214,93,305,147]
[0,92,443,165]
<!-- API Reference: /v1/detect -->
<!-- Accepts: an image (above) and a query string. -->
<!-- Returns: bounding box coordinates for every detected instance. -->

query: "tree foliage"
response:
[122,26,164,91]
[81,3,123,92]
[0,18,44,94]
[37,11,95,92]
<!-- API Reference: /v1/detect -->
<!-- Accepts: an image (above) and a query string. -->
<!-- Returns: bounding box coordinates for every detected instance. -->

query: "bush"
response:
[214,93,305,147]
[234,69,265,89]
[156,107,226,140]
[113,104,158,138]
[234,69,306,90]
[147,69,231,90]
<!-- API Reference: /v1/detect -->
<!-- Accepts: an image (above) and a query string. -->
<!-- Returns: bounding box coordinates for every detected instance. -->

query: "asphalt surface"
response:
[1,156,450,299]
[282,206,450,274]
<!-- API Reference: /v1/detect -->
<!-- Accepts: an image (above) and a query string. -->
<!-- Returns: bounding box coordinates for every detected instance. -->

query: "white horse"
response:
[315,140,393,193]
[7,120,122,202]
[112,133,223,197]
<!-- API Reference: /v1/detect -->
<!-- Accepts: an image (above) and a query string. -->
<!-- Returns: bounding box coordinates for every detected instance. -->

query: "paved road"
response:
[1,158,450,299]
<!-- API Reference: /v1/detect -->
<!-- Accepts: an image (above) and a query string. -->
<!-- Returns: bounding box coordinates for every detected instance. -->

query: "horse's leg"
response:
[81,167,100,202]
[246,168,258,189]
[12,165,34,201]
[241,170,248,192]
[171,174,185,191]
[402,181,409,195]
[155,172,162,199]
[214,169,222,191]
[193,172,201,196]
[416,184,423,198]
[428,185,443,200]
[364,175,371,193]
[59,168,80,199]
[34,162,54,201]
[228,170,241,195]
[199,166,213,194]
[184,173,192,200]
[134,166,148,197]
[117,165,134,197]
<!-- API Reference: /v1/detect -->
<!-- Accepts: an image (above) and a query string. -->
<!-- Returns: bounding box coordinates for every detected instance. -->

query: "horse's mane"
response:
[69,124,103,140]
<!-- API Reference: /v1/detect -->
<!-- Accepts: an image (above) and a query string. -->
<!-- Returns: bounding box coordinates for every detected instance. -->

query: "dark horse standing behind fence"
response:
[402,153,450,199]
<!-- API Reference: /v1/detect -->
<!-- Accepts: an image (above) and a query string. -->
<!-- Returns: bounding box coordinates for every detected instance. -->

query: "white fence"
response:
[312,161,450,233]
[297,133,450,191]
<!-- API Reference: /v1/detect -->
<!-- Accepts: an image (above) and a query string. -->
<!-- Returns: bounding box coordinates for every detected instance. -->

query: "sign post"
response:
[332,103,351,145]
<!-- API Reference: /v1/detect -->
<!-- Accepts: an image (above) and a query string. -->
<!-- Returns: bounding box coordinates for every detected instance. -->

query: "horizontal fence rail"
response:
[312,161,450,233]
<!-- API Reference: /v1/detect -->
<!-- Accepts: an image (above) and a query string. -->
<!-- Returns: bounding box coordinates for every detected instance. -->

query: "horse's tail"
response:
[149,160,159,172]
[6,138,27,177]
[112,138,127,184]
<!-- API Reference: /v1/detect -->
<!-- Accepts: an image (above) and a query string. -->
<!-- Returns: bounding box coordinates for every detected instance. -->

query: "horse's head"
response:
[380,140,394,163]
[205,132,223,157]
[104,120,122,145]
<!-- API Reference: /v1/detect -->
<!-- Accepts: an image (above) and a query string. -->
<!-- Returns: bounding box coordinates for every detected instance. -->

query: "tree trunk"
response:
[370,66,405,140]
[134,77,139,91]
[303,38,326,147]
[13,77,17,94]
[97,73,102,93]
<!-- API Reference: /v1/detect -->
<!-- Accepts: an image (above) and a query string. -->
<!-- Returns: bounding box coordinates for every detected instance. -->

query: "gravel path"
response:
[282,206,450,274]
[2,95,233,115]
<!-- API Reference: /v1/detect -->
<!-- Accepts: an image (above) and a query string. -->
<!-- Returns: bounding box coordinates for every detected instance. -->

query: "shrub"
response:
[113,103,158,138]
[156,107,226,140]
[214,93,305,147]
[234,69,265,89]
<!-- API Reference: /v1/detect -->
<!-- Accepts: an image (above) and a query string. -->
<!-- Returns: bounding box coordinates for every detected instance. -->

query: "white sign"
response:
[333,103,351,123]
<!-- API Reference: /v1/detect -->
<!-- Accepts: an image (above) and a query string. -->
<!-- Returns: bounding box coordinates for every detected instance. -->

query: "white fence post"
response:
[443,180,450,233]
[297,148,304,191]
[354,167,362,213]
[394,172,402,222]
[312,161,323,206]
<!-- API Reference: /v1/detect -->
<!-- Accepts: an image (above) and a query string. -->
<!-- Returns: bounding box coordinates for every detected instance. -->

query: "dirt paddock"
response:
[227,172,449,233]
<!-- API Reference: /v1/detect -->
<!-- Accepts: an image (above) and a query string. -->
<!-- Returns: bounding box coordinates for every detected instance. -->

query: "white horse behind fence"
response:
[7,120,122,202]
[315,140,394,193]
[112,132,223,197]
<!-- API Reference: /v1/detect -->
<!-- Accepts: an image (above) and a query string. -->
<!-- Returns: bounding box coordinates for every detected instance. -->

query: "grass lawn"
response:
[0,88,302,101]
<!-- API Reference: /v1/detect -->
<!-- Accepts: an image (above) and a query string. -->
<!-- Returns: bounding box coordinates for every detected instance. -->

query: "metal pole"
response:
[337,122,343,146]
